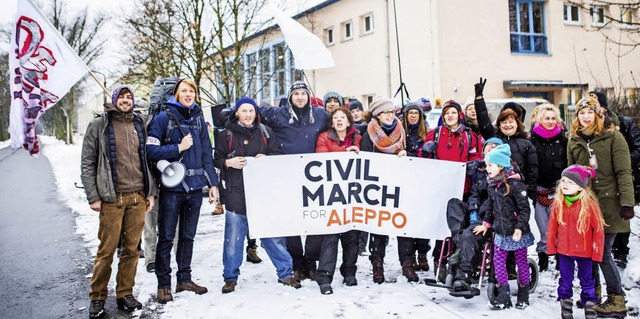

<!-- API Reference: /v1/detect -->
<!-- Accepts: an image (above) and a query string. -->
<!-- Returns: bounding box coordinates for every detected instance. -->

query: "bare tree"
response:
[565,1,640,48]
[0,52,10,141]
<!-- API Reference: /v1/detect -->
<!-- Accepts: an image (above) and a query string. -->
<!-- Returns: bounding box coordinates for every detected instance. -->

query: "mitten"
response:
[619,205,634,220]
[422,141,437,157]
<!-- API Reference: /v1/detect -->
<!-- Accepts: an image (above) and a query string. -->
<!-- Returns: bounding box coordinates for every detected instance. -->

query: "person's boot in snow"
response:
[319,283,333,295]
[176,280,208,295]
[293,270,306,282]
[89,300,105,318]
[415,254,429,271]
[515,284,529,309]
[593,294,627,318]
[401,259,419,282]
[246,246,262,264]
[490,284,512,310]
[560,299,573,319]
[157,287,173,304]
[538,252,548,271]
[116,295,142,311]
[221,280,236,293]
[371,258,385,284]
[278,276,302,289]
[584,301,597,319]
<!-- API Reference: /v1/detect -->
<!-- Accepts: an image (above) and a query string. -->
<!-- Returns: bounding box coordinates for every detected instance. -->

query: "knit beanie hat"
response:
[502,102,526,123]
[575,96,600,115]
[588,91,608,108]
[485,144,512,168]
[562,164,596,188]
[442,100,464,121]
[403,102,422,114]
[111,85,135,107]
[287,81,314,124]
[462,98,474,113]
[349,100,364,111]
[234,97,258,112]
[369,97,395,116]
[323,90,344,107]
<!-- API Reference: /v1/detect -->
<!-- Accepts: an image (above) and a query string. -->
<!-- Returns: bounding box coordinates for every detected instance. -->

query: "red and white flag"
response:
[9,0,88,156]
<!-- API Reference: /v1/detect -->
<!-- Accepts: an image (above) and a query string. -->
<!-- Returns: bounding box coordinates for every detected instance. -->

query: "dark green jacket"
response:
[567,128,632,233]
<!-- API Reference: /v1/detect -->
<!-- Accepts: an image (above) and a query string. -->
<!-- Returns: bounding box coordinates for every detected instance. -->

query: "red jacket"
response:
[316,128,362,153]
[547,200,605,262]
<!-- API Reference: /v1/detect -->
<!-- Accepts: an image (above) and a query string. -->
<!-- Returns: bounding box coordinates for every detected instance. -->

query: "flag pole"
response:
[87,70,110,97]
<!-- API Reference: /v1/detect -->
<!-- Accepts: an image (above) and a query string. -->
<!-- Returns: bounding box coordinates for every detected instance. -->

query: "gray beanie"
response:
[323,90,344,107]
[369,97,394,116]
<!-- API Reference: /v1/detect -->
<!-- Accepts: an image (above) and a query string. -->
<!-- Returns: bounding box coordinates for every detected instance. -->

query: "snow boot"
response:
[402,259,419,282]
[416,254,429,271]
[278,276,302,289]
[372,258,385,284]
[343,276,358,286]
[515,284,529,309]
[490,284,512,310]
[157,287,173,304]
[176,280,208,295]
[560,299,573,319]
[246,246,262,264]
[319,284,333,295]
[584,301,597,319]
[221,280,237,293]
[89,300,105,318]
[538,252,548,272]
[116,295,142,311]
[594,294,627,318]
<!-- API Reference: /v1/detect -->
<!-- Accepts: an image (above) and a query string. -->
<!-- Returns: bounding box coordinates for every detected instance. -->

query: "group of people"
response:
[80,77,635,319]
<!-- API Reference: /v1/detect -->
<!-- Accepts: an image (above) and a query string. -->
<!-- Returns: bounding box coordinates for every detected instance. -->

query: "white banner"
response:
[9,0,88,155]
[243,152,466,239]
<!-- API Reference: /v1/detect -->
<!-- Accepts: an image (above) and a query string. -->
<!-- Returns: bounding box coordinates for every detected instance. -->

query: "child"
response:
[473,144,534,310]
[547,165,605,319]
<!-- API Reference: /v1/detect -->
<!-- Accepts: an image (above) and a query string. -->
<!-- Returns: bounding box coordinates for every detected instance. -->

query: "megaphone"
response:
[156,160,186,188]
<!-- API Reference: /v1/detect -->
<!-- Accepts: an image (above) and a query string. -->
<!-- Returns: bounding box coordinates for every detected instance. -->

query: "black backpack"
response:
[146,77,181,127]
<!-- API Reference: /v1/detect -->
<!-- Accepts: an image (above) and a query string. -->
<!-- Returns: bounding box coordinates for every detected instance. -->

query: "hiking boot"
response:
[116,295,142,312]
[584,301,597,319]
[146,262,155,273]
[304,269,316,281]
[319,284,333,295]
[371,258,385,284]
[594,294,627,318]
[343,276,358,286]
[416,254,429,272]
[278,276,302,289]
[157,287,173,304]
[246,246,262,264]
[176,281,208,295]
[490,284,512,310]
[221,280,237,294]
[560,299,573,319]
[538,252,548,272]
[515,284,529,309]
[401,259,419,282]
[89,300,105,318]
[293,270,306,282]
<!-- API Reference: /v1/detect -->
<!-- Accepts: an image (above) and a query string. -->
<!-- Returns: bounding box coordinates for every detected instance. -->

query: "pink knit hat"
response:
[562,164,596,188]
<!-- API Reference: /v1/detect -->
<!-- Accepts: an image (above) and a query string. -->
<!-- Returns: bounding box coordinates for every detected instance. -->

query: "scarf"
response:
[533,123,562,139]
[329,126,358,148]
[367,118,405,154]
[564,193,580,207]
[487,166,516,187]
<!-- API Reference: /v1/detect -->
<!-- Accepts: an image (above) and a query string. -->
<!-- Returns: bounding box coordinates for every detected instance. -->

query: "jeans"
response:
[223,211,293,281]
[534,203,551,253]
[594,233,624,295]
[143,197,159,266]
[90,192,146,300]
[155,190,203,288]
[558,254,597,303]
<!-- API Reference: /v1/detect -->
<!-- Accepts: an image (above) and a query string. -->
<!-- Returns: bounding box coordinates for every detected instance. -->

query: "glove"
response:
[469,210,478,223]
[474,77,487,98]
[421,141,437,157]
[619,205,635,220]
[466,160,479,176]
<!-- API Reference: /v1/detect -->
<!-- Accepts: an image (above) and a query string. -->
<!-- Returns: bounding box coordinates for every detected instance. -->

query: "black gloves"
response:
[619,205,635,220]
[466,160,480,176]
[474,77,487,98]
[422,141,437,157]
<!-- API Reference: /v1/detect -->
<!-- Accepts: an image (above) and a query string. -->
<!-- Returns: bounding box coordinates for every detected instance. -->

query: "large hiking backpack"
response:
[146,77,181,126]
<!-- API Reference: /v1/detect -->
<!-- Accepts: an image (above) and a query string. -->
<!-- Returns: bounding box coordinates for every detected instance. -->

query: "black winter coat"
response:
[405,124,425,157]
[500,134,538,200]
[467,163,489,218]
[530,130,567,189]
[483,176,531,237]
[214,118,281,214]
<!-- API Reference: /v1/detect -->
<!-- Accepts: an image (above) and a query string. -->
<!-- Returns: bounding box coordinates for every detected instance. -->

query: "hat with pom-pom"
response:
[562,164,596,188]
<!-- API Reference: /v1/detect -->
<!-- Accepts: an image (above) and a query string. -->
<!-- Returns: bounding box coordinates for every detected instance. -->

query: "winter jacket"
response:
[405,124,425,157]
[258,104,328,154]
[499,134,538,200]
[530,130,567,189]
[567,129,633,233]
[146,97,218,192]
[467,163,490,218]
[213,117,280,215]
[315,127,362,153]
[81,106,158,203]
[483,174,532,237]
[546,200,605,262]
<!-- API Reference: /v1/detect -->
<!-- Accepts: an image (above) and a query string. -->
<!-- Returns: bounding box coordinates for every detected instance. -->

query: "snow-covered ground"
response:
[41,136,640,318]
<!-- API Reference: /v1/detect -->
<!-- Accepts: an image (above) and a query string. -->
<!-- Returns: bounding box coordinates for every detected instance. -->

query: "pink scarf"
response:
[367,119,405,154]
[532,123,562,139]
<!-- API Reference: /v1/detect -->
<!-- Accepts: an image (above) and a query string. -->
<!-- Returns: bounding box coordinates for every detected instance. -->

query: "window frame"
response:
[341,20,353,41]
[563,3,581,24]
[621,6,636,29]
[509,0,548,55]
[590,5,606,26]
[325,27,334,46]
[361,13,374,35]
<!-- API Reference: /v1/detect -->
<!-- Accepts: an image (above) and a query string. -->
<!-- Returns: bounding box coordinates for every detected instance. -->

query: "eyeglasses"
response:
[380,110,395,116]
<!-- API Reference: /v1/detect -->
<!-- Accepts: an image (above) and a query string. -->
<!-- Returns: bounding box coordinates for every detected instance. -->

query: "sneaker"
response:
[176,281,208,295]
[278,276,302,289]
[246,246,262,264]
[343,276,358,286]
[319,284,333,295]
[221,280,237,294]
[116,295,142,312]
[146,262,155,273]
[89,300,105,318]
[371,258,385,284]
[157,287,173,304]
[401,259,419,282]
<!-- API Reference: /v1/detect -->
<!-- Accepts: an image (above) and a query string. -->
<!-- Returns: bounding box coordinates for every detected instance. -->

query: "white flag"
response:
[273,8,334,70]
[9,0,88,156]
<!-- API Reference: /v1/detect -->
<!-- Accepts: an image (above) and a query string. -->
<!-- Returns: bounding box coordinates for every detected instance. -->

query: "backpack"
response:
[432,126,478,159]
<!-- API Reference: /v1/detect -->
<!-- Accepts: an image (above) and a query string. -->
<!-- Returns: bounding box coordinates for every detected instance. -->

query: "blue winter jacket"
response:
[258,104,328,154]
[146,97,219,192]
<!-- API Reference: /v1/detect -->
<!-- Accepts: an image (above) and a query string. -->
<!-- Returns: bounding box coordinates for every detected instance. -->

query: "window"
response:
[342,20,353,41]
[566,88,583,106]
[563,3,580,23]
[621,7,634,26]
[259,48,271,101]
[626,88,639,107]
[246,53,258,99]
[361,13,374,34]
[591,6,606,25]
[509,0,547,54]
[288,49,302,84]
[325,27,334,45]
[364,95,375,109]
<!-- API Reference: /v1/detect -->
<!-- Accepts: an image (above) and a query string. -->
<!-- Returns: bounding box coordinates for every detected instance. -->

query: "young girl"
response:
[473,144,534,310]
[547,165,605,319]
